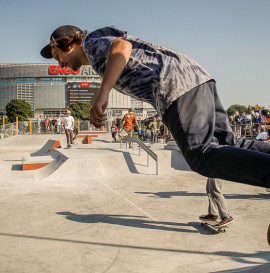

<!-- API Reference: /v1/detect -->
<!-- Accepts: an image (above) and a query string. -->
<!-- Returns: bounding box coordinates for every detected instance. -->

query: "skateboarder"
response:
[199,178,234,228]
[62,111,74,148]
[40,25,270,242]
[118,108,139,148]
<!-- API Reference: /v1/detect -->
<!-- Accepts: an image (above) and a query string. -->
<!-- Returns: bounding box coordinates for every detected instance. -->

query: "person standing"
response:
[62,111,74,148]
[115,115,122,131]
[111,122,118,143]
[44,116,50,134]
[37,115,42,134]
[51,116,57,134]
[56,115,62,134]
[159,122,165,143]
[148,117,158,143]
[119,108,139,148]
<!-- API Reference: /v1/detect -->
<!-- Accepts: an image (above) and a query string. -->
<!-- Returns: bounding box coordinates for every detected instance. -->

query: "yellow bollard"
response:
[2,117,4,129]
[30,120,32,135]
[16,116,18,135]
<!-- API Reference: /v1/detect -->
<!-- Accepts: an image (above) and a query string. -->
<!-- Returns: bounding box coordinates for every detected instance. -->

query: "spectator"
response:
[148,117,158,143]
[37,115,42,134]
[44,116,50,134]
[56,115,62,134]
[23,120,29,134]
[233,111,241,137]
[115,115,122,131]
[258,109,270,142]
[111,122,118,143]
[159,122,165,143]
[51,117,57,134]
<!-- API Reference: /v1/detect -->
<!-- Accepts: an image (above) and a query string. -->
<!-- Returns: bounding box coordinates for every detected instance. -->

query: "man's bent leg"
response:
[163,81,270,187]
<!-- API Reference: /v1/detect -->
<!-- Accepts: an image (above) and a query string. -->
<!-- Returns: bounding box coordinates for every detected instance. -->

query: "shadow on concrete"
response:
[135,191,206,198]
[122,152,139,174]
[56,212,197,233]
[11,164,22,171]
[0,232,269,267]
[134,191,269,200]
[224,193,270,200]
[214,262,270,272]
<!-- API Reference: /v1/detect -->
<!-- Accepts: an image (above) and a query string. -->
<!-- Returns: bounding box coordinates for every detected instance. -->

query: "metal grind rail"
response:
[120,136,158,175]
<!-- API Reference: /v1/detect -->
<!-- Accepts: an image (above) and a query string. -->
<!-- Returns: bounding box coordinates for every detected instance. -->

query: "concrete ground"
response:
[0,134,269,273]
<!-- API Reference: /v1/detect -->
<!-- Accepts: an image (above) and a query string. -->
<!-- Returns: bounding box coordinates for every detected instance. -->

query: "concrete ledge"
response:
[22,155,54,171]
[82,135,99,144]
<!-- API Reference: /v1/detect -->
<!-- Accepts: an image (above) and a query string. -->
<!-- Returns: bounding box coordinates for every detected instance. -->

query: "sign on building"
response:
[67,82,99,105]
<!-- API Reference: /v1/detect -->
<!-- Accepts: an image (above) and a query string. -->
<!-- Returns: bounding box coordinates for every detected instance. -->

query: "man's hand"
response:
[90,93,108,127]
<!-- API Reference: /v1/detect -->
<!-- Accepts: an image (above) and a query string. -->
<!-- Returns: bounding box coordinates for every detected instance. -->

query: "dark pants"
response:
[163,80,270,188]
[65,129,73,145]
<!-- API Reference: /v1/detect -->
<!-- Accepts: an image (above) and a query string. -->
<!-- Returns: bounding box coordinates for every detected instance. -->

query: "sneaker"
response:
[215,216,234,228]
[199,214,219,221]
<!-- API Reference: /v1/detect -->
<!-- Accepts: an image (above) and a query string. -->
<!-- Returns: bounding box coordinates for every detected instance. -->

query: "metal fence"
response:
[0,119,110,140]
[1,119,266,141]
[229,122,263,139]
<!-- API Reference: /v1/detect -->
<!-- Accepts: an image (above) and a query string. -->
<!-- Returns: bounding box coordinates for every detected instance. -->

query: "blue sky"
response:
[0,0,269,109]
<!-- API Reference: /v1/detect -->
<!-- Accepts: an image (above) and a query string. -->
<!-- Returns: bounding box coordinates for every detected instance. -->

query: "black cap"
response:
[261,109,270,117]
[40,25,83,59]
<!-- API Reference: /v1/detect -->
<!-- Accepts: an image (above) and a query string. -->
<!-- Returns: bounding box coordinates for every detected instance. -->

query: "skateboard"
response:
[200,221,229,234]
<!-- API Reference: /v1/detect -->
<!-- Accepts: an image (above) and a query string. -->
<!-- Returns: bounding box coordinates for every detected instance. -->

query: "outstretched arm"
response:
[90,38,132,127]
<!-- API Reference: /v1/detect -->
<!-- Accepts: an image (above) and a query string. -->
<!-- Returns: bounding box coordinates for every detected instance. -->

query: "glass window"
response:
[0,81,11,84]
[40,78,50,83]
[52,78,63,83]
[16,78,34,84]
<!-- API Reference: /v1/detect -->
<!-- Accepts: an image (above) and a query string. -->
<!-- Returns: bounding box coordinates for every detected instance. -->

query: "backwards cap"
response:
[40,25,83,59]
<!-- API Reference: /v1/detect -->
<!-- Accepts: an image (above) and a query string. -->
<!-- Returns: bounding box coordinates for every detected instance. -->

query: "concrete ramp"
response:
[43,152,137,181]
[33,149,68,181]
[31,140,61,156]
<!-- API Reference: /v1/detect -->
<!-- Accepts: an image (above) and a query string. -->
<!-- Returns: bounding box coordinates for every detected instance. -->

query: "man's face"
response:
[51,44,84,72]
[262,115,268,123]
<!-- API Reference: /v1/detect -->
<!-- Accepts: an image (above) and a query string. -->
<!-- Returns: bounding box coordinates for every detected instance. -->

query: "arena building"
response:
[0,63,156,119]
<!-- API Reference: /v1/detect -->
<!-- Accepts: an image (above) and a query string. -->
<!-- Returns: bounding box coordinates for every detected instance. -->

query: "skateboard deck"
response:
[201,221,229,234]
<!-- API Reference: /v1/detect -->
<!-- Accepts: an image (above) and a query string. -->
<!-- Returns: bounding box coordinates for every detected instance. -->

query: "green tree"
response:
[5,99,33,123]
[226,104,248,117]
[69,101,92,120]
[247,104,264,112]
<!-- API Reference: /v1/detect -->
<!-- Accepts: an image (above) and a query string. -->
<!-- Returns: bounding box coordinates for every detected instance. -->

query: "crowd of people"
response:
[37,115,63,135]
[110,109,168,145]
[229,110,267,139]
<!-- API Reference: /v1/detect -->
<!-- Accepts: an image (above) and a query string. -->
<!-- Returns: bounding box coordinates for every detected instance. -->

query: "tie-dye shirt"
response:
[82,26,213,117]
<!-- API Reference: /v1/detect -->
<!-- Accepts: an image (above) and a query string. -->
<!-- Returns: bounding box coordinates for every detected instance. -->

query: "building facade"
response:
[0,63,156,119]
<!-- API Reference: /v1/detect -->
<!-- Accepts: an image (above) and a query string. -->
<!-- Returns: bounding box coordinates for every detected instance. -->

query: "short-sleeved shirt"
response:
[83,26,213,118]
[63,116,74,130]
[122,113,137,130]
